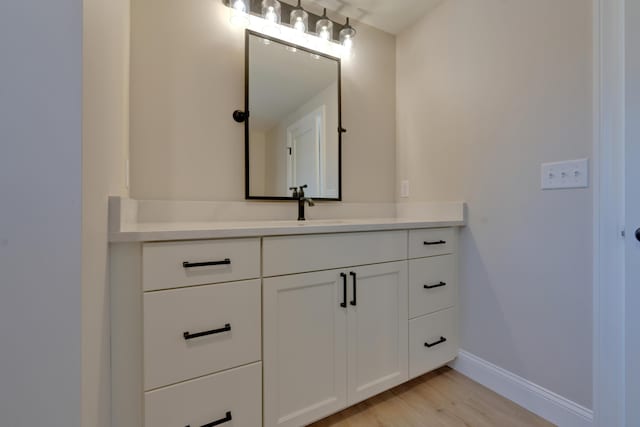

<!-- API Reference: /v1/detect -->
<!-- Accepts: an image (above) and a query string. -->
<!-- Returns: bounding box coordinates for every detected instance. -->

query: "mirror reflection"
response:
[247,31,341,200]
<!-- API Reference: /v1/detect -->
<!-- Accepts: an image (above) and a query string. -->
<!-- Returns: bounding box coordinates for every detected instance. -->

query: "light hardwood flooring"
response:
[309,367,554,427]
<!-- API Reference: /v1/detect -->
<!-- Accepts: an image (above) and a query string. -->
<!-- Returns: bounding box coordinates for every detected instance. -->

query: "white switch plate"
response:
[541,158,589,190]
[400,180,410,198]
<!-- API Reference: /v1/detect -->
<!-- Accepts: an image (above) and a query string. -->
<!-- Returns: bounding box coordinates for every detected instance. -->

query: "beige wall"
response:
[130,0,396,202]
[82,0,130,426]
[397,0,593,408]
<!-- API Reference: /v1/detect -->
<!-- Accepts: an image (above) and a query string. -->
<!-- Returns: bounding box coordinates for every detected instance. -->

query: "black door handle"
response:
[186,411,233,427]
[183,259,231,268]
[183,324,231,340]
[636,228,640,242]
[424,282,447,290]
[350,272,357,306]
[424,336,447,348]
[340,273,348,308]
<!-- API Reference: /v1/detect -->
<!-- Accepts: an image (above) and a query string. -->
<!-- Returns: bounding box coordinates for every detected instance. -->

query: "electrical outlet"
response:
[541,159,589,190]
[400,180,410,198]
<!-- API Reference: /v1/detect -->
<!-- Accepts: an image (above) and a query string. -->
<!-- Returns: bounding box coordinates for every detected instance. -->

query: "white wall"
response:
[397,0,593,408]
[82,0,130,426]
[626,0,640,423]
[129,0,396,202]
[0,0,83,425]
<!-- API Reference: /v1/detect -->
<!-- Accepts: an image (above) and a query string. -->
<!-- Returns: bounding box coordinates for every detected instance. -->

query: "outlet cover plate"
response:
[541,158,589,190]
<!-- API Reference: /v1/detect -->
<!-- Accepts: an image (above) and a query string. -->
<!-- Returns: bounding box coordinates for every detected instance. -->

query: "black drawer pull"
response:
[183,259,231,268]
[183,324,231,340]
[424,240,446,246]
[186,411,233,427]
[350,272,357,306]
[424,336,447,348]
[424,281,447,290]
[340,273,348,308]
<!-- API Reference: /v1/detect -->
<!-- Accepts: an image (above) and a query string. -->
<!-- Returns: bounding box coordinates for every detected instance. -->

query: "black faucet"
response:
[290,185,315,221]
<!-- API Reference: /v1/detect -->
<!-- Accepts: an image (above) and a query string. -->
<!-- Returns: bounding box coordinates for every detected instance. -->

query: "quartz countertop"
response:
[109,217,465,242]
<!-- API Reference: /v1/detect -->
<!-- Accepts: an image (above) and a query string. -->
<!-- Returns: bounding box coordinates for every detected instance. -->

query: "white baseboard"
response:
[449,350,594,427]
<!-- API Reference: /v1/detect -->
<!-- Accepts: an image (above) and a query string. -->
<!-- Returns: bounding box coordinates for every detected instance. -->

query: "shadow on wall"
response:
[458,222,526,376]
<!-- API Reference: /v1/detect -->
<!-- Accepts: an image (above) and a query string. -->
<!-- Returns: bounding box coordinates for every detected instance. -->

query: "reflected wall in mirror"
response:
[246,30,342,200]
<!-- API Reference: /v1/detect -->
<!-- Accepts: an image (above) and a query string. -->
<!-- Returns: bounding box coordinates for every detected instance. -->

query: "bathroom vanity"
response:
[109,203,463,427]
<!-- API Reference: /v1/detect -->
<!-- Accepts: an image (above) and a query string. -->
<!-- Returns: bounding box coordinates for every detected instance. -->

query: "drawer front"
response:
[145,362,262,427]
[143,238,260,291]
[263,231,407,277]
[144,280,261,390]
[409,255,456,319]
[409,307,458,379]
[408,228,456,259]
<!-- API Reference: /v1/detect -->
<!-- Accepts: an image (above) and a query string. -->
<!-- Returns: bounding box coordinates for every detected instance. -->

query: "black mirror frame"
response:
[242,29,343,201]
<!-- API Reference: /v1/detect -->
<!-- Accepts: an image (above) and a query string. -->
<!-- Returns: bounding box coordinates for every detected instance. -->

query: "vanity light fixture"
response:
[339,17,356,52]
[315,8,333,41]
[225,0,355,59]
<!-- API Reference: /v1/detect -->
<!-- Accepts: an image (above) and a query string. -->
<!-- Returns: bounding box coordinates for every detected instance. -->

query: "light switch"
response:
[541,159,589,190]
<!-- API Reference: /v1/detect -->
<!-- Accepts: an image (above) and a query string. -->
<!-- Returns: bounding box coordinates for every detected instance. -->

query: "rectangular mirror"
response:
[245,30,342,200]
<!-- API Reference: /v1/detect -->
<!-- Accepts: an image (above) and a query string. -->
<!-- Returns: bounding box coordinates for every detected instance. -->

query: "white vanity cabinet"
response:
[110,224,460,427]
[263,261,408,427]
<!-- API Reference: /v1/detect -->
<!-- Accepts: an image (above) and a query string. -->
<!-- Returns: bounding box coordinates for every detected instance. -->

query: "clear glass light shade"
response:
[339,18,356,51]
[315,9,333,41]
[262,0,281,24]
[229,0,250,26]
[290,1,308,34]
[232,0,248,12]
[261,0,281,35]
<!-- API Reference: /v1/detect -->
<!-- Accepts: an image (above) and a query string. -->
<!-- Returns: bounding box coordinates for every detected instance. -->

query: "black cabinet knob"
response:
[636,228,640,242]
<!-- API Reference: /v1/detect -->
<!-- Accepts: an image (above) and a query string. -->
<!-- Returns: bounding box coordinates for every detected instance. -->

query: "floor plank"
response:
[309,367,555,427]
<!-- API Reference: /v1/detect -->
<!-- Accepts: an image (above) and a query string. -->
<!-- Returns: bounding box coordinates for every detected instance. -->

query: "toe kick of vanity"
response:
[110,225,460,427]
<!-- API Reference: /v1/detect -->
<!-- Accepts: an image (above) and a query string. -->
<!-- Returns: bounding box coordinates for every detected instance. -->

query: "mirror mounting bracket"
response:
[233,110,249,123]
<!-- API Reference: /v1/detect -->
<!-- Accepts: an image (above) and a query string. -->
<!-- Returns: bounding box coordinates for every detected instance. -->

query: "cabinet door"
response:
[263,270,348,427]
[347,261,409,405]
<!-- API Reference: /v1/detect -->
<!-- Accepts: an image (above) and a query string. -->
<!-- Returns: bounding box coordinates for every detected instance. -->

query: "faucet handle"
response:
[289,187,299,198]
[299,184,308,197]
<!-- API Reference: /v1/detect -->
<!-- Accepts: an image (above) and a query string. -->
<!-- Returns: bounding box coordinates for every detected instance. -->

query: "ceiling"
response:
[296,0,444,35]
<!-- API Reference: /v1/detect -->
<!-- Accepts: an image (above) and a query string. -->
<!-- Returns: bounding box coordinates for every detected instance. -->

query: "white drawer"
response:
[263,231,407,277]
[409,307,458,379]
[409,255,456,319]
[144,280,261,390]
[145,362,262,427]
[408,228,456,259]
[142,238,260,291]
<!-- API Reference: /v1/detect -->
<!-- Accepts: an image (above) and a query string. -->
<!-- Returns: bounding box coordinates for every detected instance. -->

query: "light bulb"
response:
[229,0,249,27]
[319,26,331,41]
[342,35,353,50]
[233,0,246,12]
[294,16,306,32]
[265,6,277,22]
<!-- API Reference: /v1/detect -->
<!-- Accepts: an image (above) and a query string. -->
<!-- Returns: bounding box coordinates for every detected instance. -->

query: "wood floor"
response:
[309,367,554,427]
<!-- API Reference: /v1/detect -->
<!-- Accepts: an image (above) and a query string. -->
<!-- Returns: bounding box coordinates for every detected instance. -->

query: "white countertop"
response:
[109,217,465,242]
